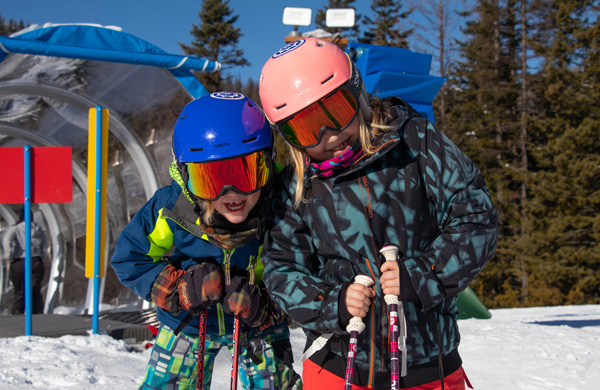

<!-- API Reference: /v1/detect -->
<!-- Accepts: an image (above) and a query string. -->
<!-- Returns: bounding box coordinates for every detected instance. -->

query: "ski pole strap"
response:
[399,303,408,377]
[239,327,263,365]
[173,312,194,336]
[301,333,334,362]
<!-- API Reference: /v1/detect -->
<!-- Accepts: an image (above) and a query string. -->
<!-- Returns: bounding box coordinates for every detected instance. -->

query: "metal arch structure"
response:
[0,23,220,314]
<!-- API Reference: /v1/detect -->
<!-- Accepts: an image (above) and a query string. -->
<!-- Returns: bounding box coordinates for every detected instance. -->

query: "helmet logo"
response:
[295,88,310,99]
[214,142,231,149]
[210,92,245,100]
[273,39,305,59]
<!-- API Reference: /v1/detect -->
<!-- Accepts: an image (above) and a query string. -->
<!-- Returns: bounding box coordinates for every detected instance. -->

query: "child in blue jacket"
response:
[111,92,302,390]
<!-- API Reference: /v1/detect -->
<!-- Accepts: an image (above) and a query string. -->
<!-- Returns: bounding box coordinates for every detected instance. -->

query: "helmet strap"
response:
[347,57,372,122]
[358,84,372,122]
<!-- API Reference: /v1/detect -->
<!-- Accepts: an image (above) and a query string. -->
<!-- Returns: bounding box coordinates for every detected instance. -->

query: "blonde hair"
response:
[192,199,216,226]
[287,96,397,208]
[203,203,216,226]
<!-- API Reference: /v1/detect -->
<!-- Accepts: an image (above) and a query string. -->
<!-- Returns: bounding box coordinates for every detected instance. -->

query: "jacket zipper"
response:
[218,249,235,335]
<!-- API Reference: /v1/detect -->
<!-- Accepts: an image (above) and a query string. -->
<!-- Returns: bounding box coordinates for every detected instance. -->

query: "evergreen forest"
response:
[2,0,599,309]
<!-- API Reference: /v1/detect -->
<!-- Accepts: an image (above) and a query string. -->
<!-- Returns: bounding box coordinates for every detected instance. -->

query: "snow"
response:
[1,304,598,389]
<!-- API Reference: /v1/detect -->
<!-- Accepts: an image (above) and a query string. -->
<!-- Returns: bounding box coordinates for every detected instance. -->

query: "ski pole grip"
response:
[354,275,374,288]
[380,245,400,305]
[346,275,374,334]
[380,244,399,262]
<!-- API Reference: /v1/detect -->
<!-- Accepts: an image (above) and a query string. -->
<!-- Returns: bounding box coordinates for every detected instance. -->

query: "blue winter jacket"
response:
[111,179,280,336]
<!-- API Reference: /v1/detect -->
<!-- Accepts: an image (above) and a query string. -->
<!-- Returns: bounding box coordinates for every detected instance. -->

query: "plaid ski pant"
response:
[139,324,302,390]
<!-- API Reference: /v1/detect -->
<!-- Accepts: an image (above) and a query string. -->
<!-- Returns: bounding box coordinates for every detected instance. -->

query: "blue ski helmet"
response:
[173,92,275,200]
[173,92,273,164]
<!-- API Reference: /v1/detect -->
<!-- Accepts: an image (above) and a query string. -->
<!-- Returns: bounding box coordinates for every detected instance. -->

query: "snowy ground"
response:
[0,304,598,389]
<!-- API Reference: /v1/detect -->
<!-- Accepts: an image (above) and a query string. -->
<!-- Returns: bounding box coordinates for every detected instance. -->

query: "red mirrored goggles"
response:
[185,150,272,201]
[273,86,359,148]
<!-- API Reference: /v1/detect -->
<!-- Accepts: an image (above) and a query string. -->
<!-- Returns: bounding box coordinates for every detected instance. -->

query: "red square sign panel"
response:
[0,146,72,204]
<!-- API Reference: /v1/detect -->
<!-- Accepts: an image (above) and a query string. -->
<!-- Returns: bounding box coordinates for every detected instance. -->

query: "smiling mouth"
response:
[225,200,245,211]
[331,140,348,152]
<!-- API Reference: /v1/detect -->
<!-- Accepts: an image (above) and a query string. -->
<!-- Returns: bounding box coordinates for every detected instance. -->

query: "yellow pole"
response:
[85,107,108,279]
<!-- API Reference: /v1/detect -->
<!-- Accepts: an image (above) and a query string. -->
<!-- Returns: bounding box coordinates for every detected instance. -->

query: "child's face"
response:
[304,117,360,162]
[210,190,261,224]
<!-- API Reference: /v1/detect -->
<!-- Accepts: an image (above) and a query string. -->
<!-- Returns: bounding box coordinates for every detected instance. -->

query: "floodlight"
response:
[326,8,355,28]
[282,7,312,27]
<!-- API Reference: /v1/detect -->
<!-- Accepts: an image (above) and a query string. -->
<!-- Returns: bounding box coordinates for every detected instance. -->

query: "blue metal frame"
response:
[0,24,218,98]
[23,146,32,335]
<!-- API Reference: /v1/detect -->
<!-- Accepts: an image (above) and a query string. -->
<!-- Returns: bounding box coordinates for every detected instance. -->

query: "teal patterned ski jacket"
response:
[262,98,499,389]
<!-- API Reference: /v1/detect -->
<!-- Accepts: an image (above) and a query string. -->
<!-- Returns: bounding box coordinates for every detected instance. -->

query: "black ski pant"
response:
[9,256,45,314]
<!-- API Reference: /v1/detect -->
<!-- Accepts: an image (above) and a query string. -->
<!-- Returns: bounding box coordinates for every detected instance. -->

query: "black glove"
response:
[177,260,225,316]
[223,276,280,328]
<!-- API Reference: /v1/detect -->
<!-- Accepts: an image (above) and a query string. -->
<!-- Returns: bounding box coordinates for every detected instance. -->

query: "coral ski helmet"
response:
[173,92,274,200]
[259,37,371,148]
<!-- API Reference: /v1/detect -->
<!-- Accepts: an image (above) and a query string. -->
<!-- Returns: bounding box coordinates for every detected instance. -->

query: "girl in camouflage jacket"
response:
[257,37,498,390]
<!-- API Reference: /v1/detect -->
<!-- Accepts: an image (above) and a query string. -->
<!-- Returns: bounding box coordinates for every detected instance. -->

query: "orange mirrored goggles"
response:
[273,87,359,148]
[185,150,272,200]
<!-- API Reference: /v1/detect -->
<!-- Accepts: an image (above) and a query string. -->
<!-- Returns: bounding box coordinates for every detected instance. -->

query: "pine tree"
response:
[359,0,414,47]
[241,78,259,104]
[412,0,469,130]
[0,15,27,35]
[523,0,600,305]
[314,0,362,40]
[448,0,600,307]
[180,0,249,93]
[445,0,531,308]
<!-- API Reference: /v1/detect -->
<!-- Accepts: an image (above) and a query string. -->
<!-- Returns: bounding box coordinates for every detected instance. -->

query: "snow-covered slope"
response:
[1,304,598,389]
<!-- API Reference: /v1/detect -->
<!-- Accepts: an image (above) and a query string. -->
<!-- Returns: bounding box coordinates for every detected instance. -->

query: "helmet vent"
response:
[275,103,287,110]
[242,136,257,144]
[321,74,334,85]
[188,147,204,152]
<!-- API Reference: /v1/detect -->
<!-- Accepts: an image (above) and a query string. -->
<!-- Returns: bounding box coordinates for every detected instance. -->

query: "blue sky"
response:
[3,0,377,82]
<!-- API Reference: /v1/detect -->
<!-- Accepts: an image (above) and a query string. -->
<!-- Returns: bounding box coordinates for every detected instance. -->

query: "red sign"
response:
[0,146,73,204]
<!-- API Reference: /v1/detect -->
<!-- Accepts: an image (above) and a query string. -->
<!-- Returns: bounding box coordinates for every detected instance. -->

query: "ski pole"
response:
[344,275,374,390]
[223,254,240,390]
[230,315,240,390]
[196,309,208,390]
[380,244,407,389]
